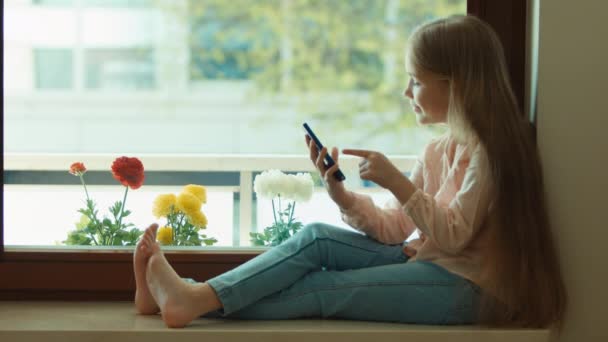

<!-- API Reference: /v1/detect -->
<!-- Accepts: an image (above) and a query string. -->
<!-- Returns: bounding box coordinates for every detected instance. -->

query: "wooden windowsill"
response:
[0,301,551,342]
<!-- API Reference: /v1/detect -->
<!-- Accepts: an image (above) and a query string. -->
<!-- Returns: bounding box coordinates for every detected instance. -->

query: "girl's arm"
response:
[401,145,492,255]
[339,157,424,244]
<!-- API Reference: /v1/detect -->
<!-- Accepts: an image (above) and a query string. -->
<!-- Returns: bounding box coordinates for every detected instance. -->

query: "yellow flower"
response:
[152,194,176,218]
[156,226,173,245]
[176,192,202,215]
[183,184,207,204]
[188,211,208,228]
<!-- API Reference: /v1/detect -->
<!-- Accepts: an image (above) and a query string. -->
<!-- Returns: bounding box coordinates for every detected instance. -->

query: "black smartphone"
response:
[303,122,346,182]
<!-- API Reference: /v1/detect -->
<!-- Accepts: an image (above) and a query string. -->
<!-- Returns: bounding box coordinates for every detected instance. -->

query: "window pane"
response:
[189,4,275,80]
[34,49,73,89]
[84,0,151,7]
[5,0,463,154]
[3,185,234,246]
[4,0,464,247]
[85,48,155,90]
[33,0,74,5]
[32,0,151,6]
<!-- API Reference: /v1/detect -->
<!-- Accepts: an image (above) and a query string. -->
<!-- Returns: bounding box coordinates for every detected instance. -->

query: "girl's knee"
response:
[301,222,334,239]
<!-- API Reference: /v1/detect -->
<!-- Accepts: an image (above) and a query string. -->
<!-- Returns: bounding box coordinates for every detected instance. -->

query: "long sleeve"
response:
[339,155,425,245]
[402,144,492,255]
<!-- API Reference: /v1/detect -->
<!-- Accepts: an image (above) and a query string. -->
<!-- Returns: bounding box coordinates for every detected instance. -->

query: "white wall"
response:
[535,0,608,341]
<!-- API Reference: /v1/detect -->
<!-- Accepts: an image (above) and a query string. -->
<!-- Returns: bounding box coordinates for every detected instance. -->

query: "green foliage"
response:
[250,200,304,247]
[172,0,463,151]
[65,198,143,246]
[163,210,218,246]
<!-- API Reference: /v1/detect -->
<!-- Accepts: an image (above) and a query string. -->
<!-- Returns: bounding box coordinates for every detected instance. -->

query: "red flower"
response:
[111,157,145,190]
[69,162,87,176]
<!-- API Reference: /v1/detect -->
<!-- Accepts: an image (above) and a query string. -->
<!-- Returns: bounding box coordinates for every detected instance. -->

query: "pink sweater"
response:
[340,134,493,285]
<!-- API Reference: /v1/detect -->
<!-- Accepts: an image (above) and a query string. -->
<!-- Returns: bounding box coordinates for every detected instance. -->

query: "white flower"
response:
[292,172,314,202]
[254,170,313,203]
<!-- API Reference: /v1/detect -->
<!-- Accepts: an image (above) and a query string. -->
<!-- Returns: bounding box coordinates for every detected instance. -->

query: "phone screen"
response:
[303,123,346,181]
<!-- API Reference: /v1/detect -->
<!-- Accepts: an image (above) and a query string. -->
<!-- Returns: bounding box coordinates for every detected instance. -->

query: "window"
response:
[1,0,527,300]
[34,49,74,89]
[33,0,74,5]
[33,0,151,7]
[85,48,155,89]
[189,8,273,80]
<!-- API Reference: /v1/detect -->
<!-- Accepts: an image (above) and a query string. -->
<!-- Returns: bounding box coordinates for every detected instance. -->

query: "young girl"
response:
[134,15,566,329]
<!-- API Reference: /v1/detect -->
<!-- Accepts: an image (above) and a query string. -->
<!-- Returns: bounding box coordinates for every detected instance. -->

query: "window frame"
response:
[0,0,528,300]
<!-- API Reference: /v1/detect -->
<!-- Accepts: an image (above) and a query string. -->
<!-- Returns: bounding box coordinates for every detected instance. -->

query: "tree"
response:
[160,0,464,152]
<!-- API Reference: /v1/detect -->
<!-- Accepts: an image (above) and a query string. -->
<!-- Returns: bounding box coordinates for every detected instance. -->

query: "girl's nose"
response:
[404,86,413,99]
[403,79,413,99]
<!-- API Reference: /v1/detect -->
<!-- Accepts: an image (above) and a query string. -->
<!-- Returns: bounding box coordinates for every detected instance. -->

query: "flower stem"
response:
[117,186,129,231]
[271,198,278,225]
[167,211,176,244]
[288,201,295,224]
[278,195,283,224]
[85,200,103,246]
[90,235,99,246]
[177,213,186,246]
[79,174,90,202]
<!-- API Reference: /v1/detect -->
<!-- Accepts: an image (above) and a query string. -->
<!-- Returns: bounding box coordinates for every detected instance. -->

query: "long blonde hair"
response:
[407,15,567,329]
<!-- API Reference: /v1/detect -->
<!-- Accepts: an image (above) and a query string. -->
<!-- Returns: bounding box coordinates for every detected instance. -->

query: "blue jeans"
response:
[204,222,480,324]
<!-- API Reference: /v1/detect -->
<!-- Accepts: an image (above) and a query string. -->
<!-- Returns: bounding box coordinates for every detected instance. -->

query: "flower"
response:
[176,192,202,215]
[153,194,176,218]
[69,162,87,176]
[111,156,145,190]
[64,157,145,246]
[254,170,314,202]
[151,184,217,246]
[183,184,207,203]
[251,170,314,246]
[188,211,208,228]
[157,226,173,245]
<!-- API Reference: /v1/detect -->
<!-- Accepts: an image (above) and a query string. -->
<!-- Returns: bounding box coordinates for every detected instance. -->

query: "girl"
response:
[134,15,566,329]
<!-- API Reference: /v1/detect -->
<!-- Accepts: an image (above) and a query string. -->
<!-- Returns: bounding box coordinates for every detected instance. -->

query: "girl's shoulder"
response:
[422,133,452,159]
[422,133,485,165]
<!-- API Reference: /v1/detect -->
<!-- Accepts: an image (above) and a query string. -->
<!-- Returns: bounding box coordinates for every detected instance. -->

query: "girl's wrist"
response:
[389,174,416,205]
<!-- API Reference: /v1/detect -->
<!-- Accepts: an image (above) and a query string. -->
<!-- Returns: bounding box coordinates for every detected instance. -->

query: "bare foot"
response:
[134,223,160,315]
[146,247,222,328]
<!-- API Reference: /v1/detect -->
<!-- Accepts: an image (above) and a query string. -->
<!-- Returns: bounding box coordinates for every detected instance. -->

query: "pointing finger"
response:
[342,149,373,158]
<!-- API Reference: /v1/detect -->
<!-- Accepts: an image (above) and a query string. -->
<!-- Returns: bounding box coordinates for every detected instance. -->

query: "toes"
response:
[143,224,158,239]
[143,224,159,240]
[144,234,154,246]
[150,224,159,237]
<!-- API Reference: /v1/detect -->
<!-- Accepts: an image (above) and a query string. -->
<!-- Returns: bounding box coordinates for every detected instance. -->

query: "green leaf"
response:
[102,218,113,228]
[110,201,123,216]
[64,229,93,246]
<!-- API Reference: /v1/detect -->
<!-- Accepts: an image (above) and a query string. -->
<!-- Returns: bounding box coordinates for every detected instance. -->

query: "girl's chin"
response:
[415,112,430,125]
[416,112,444,125]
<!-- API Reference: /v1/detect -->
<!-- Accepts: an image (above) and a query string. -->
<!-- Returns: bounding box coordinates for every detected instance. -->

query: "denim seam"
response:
[259,281,458,304]
[218,236,395,296]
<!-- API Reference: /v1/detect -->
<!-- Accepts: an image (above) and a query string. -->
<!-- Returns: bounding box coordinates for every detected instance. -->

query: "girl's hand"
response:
[341,149,406,192]
[305,135,354,209]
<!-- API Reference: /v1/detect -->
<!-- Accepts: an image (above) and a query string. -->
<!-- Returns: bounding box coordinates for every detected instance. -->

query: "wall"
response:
[535,0,608,341]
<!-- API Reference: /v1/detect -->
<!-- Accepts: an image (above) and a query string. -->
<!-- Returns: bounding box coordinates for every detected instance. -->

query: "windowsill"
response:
[0,302,551,342]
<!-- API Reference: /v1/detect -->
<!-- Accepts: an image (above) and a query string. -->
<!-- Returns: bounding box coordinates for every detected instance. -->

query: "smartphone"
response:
[303,122,346,182]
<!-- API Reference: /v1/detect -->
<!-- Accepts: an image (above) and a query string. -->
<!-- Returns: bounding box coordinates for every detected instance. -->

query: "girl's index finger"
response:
[341,149,372,157]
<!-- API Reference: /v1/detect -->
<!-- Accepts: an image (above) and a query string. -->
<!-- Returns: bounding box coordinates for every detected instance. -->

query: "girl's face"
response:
[403,54,450,125]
